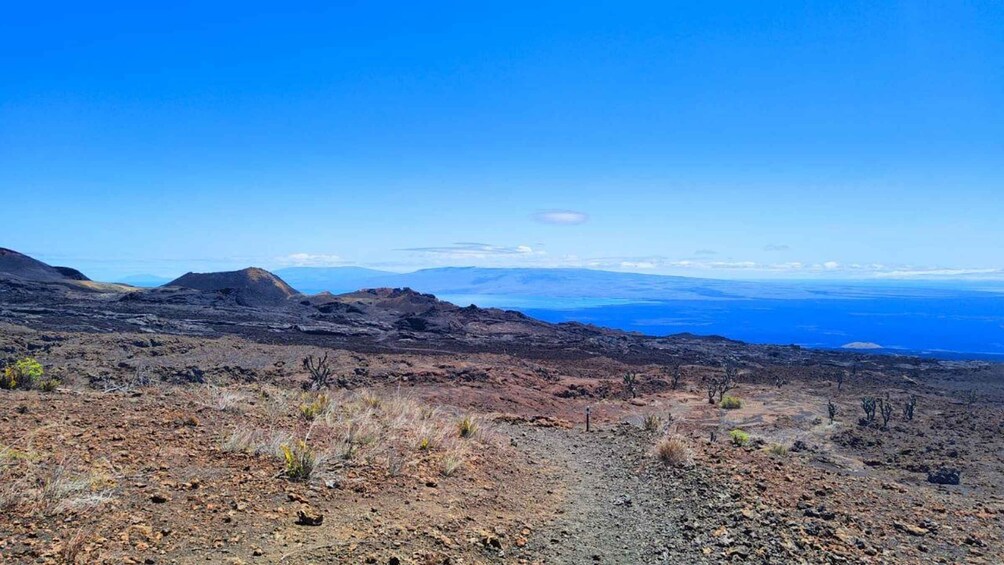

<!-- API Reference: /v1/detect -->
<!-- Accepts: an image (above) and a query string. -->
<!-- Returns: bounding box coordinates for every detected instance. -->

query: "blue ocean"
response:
[441,294,1004,360]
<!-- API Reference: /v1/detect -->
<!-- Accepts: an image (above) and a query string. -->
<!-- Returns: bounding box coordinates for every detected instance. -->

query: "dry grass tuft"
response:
[654,436,693,467]
[643,414,663,432]
[440,453,465,477]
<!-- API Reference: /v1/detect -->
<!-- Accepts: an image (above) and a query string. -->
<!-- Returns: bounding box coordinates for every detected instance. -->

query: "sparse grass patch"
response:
[0,449,114,516]
[654,436,693,467]
[767,443,788,457]
[199,386,247,413]
[440,453,465,477]
[220,427,293,457]
[730,429,751,446]
[720,395,743,410]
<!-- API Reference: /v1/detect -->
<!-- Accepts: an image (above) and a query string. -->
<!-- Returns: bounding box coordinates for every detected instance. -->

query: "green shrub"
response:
[729,429,750,446]
[1,358,44,390]
[767,443,788,456]
[720,395,743,410]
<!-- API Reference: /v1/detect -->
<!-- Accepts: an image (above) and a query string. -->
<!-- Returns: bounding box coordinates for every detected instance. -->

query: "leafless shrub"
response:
[861,397,877,423]
[623,372,638,398]
[904,395,917,421]
[879,396,893,429]
[303,353,333,391]
[663,365,683,390]
[827,399,837,424]
[707,363,740,404]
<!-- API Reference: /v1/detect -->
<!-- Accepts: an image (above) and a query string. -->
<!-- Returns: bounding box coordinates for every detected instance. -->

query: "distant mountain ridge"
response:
[272,266,997,302]
[274,266,820,301]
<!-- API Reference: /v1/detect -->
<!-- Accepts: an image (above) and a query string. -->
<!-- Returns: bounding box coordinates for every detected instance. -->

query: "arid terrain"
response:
[1,248,1003,564]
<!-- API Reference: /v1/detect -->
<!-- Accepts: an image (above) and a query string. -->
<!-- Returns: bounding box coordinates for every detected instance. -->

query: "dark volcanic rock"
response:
[927,468,960,485]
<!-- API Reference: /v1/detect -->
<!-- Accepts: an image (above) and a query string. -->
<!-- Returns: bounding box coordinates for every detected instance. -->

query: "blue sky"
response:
[1,1,1002,281]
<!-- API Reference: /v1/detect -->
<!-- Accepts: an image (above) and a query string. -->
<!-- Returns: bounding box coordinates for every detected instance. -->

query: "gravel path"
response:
[510,423,704,564]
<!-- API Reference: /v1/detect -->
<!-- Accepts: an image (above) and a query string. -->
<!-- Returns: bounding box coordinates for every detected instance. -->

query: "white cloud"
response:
[400,242,543,259]
[874,268,1003,279]
[532,210,589,225]
[763,244,791,252]
[823,261,840,270]
[620,261,657,269]
[276,253,344,267]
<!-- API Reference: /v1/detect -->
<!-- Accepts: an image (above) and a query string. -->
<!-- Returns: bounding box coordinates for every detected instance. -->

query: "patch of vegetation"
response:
[298,393,330,421]
[861,396,877,423]
[623,372,638,398]
[729,429,750,447]
[720,395,742,410]
[643,414,663,432]
[0,442,113,515]
[280,440,316,481]
[440,453,464,477]
[1,358,45,390]
[904,394,917,421]
[457,416,477,438]
[654,436,693,467]
[302,353,333,391]
[767,443,788,457]
[38,378,60,392]
[827,399,837,424]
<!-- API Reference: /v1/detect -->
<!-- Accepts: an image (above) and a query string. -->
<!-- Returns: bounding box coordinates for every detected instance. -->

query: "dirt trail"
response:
[510,423,707,564]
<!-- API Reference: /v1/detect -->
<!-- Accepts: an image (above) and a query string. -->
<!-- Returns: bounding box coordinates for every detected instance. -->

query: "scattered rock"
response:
[295,509,324,526]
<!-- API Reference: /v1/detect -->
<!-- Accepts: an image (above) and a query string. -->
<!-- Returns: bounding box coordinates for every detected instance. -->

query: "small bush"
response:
[417,437,432,451]
[729,429,750,446]
[280,440,316,481]
[643,414,663,432]
[655,436,693,467]
[767,443,788,457]
[720,395,742,410]
[457,416,477,438]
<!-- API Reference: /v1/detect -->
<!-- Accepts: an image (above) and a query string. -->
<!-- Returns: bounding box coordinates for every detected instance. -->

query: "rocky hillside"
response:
[0,248,88,283]
[164,267,301,307]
